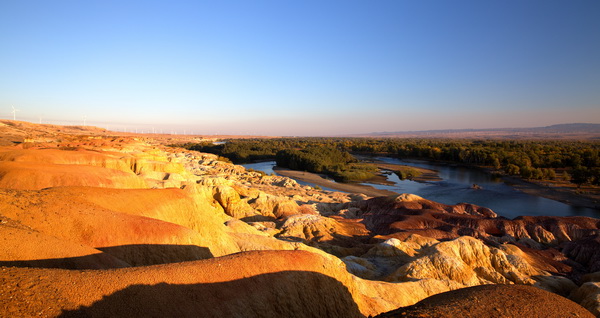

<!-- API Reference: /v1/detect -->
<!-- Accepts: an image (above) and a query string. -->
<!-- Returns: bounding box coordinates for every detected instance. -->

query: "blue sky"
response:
[1,0,599,135]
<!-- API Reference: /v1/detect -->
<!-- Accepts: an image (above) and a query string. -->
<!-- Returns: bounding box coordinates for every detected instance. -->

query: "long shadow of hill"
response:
[59,271,365,318]
[0,244,213,269]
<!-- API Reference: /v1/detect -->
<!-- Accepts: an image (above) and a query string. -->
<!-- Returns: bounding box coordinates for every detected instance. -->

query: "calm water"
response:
[365,157,599,219]
[242,159,599,219]
[241,161,340,192]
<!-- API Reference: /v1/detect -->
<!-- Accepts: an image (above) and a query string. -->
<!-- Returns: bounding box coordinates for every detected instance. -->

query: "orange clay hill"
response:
[1,119,599,317]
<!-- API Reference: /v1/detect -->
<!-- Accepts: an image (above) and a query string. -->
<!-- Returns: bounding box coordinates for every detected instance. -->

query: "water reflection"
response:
[241,159,599,219]
[243,161,276,175]
[366,157,599,219]
[241,161,340,192]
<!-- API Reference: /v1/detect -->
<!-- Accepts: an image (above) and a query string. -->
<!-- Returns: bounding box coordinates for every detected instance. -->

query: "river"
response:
[242,159,599,219]
[241,161,341,192]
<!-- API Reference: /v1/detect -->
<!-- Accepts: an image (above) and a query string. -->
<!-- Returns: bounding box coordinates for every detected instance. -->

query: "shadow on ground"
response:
[59,271,365,318]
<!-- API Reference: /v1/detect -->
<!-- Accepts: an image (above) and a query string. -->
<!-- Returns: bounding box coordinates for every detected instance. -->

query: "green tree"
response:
[571,166,591,187]
[505,164,520,176]
[531,168,544,180]
[492,157,501,170]
[542,168,556,180]
[520,166,533,179]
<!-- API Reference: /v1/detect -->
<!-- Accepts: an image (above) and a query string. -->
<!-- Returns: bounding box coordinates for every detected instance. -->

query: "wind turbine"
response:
[11,106,19,120]
[82,115,87,126]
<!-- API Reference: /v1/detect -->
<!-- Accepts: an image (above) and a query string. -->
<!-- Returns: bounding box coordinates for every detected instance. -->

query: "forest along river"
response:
[242,159,599,219]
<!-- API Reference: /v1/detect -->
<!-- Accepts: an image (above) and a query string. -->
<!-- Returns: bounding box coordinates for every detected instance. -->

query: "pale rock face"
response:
[228,233,297,252]
[572,272,600,316]
[278,214,339,242]
[315,202,347,216]
[274,178,299,188]
[582,272,600,283]
[191,176,309,221]
[343,236,440,280]
[529,225,560,244]
[196,176,235,187]
[224,219,270,237]
[351,276,464,314]
[394,193,424,202]
[246,192,285,218]
[534,275,578,297]
[137,170,169,182]
[517,237,545,250]
[570,282,600,317]
[402,233,439,248]
[497,244,539,272]
[506,222,557,245]
[450,203,497,217]
[131,158,186,175]
[343,255,381,279]
[247,221,279,236]
[386,236,541,286]
[214,185,259,219]
[337,207,362,218]
[273,200,301,218]
[364,238,420,258]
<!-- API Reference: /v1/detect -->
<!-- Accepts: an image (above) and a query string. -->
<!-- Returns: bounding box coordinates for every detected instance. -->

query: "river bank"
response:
[356,155,441,182]
[370,155,600,212]
[273,167,398,197]
[278,158,599,216]
[245,156,599,215]
[453,161,600,211]
[372,163,441,182]
[502,176,600,210]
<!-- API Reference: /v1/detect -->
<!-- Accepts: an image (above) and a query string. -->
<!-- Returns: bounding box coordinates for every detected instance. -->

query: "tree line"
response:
[178,138,600,186]
[345,139,600,185]
[275,147,377,182]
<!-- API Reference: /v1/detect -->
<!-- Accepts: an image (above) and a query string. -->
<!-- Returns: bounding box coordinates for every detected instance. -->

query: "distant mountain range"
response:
[358,123,600,139]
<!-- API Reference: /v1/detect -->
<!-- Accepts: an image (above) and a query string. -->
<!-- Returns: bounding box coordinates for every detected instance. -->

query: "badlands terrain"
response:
[1,119,599,317]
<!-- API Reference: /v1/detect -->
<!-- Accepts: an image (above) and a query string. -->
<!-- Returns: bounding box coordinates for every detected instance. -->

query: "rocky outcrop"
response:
[386,236,542,285]
[563,235,600,273]
[375,284,594,318]
[0,224,130,269]
[570,273,600,317]
[0,161,149,189]
[0,250,462,318]
[342,234,559,289]
[214,185,262,219]
[277,214,370,253]
[343,235,438,280]
[0,147,196,190]
[1,126,599,317]
[0,187,240,265]
[343,194,600,246]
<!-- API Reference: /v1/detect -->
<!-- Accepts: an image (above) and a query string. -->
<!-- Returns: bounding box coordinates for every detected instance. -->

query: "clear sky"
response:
[1,0,599,136]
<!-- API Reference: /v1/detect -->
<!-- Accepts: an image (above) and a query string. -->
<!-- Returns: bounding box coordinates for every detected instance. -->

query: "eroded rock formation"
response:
[375,284,594,318]
[0,122,599,317]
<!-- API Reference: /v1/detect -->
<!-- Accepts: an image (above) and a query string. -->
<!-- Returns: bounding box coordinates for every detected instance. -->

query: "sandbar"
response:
[273,167,398,197]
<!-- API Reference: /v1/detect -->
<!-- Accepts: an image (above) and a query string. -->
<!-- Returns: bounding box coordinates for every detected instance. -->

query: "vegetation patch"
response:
[176,137,600,187]
[275,147,377,182]
[394,167,424,180]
